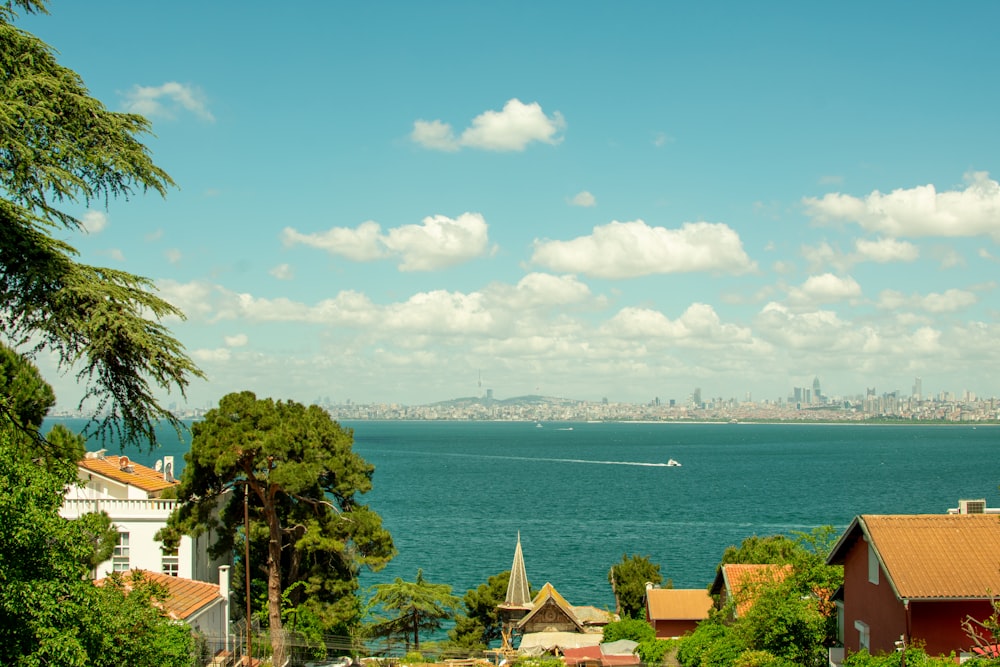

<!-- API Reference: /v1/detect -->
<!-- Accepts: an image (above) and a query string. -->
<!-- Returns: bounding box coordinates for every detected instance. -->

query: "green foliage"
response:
[676,621,747,667]
[843,647,966,666]
[165,391,395,666]
[0,342,54,430]
[603,616,656,644]
[0,417,194,666]
[733,649,798,667]
[369,569,461,652]
[720,534,802,567]
[636,638,673,666]
[0,1,201,450]
[609,553,663,618]
[512,657,565,667]
[732,583,828,665]
[681,528,844,667]
[448,570,513,649]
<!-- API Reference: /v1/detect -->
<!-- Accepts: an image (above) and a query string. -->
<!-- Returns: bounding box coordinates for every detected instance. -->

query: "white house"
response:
[60,450,229,584]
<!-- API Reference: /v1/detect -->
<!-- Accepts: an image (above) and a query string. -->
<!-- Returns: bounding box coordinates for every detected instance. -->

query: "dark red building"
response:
[827,514,1000,660]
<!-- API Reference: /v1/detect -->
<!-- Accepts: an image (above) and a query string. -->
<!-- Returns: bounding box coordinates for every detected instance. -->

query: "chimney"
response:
[218,565,231,652]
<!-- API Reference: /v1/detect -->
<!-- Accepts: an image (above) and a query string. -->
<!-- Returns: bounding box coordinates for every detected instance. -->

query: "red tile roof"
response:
[830,514,1000,600]
[713,563,793,616]
[98,570,221,620]
[79,455,178,495]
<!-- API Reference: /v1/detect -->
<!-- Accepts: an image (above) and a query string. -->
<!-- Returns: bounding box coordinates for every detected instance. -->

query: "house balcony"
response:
[60,497,178,520]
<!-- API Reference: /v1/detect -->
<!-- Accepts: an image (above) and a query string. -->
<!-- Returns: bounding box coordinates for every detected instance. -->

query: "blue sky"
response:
[19,1,1000,410]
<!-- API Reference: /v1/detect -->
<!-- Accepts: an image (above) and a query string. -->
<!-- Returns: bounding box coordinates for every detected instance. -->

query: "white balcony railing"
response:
[61,497,178,519]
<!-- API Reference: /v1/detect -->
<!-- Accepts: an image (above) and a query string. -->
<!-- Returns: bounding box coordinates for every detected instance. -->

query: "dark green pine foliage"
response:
[0,0,202,450]
[608,553,664,619]
[162,391,395,667]
[369,569,461,652]
[449,570,514,650]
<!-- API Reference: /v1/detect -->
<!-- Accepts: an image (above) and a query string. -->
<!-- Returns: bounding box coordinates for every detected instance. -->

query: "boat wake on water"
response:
[377,449,678,467]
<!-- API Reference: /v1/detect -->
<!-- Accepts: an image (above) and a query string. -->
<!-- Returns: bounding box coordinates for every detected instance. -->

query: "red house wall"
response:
[842,538,906,655]
[652,619,699,639]
[910,600,993,657]
[844,538,996,657]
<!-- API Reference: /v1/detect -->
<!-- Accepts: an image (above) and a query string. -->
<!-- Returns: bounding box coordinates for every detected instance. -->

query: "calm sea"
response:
[48,419,1000,611]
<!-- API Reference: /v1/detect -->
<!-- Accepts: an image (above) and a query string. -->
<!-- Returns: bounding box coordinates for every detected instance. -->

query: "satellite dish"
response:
[155,459,163,472]
[118,455,130,470]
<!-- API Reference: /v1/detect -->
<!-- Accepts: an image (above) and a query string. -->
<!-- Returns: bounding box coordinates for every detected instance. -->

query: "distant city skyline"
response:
[18,2,1000,412]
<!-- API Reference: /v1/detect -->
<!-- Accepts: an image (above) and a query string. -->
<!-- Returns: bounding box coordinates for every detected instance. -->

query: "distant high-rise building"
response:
[692,388,702,407]
[812,376,823,403]
[912,377,922,400]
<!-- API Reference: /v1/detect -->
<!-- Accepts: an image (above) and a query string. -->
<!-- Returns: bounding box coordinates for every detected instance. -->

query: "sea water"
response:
[47,418,1000,611]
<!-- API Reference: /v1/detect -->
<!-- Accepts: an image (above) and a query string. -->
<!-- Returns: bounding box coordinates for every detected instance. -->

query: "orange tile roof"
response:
[98,570,221,620]
[857,514,1000,600]
[79,454,178,495]
[646,588,713,621]
[719,564,793,616]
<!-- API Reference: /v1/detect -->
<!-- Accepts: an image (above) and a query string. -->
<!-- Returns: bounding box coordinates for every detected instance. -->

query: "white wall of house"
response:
[61,464,230,583]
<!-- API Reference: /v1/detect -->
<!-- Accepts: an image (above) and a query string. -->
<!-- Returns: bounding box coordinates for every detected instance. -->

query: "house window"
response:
[112,532,130,572]
[867,543,879,584]
[854,620,870,651]
[162,546,179,577]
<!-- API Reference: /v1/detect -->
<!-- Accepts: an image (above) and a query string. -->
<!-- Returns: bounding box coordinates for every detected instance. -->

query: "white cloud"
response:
[652,132,673,148]
[121,81,214,121]
[283,213,490,271]
[224,333,249,347]
[604,303,753,346]
[788,273,862,306]
[410,119,460,152]
[108,248,125,262]
[283,220,386,262]
[192,347,232,362]
[877,288,978,313]
[487,273,594,311]
[270,263,294,280]
[81,210,108,234]
[754,302,858,351]
[385,213,490,271]
[853,237,919,263]
[531,220,756,279]
[803,171,1000,240]
[412,99,565,152]
[165,248,182,264]
[570,191,596,207]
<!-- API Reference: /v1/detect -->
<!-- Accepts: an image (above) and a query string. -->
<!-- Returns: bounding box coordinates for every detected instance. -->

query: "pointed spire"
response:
[505,532,531,607]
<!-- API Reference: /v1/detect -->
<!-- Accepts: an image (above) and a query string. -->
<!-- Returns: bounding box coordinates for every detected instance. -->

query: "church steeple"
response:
[505,532,531,607]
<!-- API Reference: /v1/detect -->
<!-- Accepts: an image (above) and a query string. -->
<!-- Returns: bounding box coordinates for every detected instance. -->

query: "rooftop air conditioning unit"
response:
[959,499,986,514]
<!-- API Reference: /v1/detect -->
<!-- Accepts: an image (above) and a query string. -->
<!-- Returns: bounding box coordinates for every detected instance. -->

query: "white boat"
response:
[666,459,682,467]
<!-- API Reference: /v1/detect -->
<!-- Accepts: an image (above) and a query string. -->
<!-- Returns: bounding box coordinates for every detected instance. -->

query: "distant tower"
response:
[498,533,532,652]
[692,388,702,407]
[812,376,822,403]
[913,377,923,400]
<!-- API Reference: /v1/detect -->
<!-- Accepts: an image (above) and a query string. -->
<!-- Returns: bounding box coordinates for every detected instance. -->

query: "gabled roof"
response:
[518,582,585,632]
[710,563,793,616]
[828,514,1000,600]
[98,570,222,621]
[78,454,178,495]
[646,588,713,621]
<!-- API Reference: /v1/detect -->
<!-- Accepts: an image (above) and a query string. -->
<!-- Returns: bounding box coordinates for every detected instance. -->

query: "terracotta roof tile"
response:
[646,588,713,621]
[861,514,1000,600]
[98,570,221,620]
[79,455,178,495]
[721,564,793,616]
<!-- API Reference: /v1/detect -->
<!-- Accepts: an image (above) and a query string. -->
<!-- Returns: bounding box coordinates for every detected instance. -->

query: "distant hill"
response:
[426,394,586,408]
